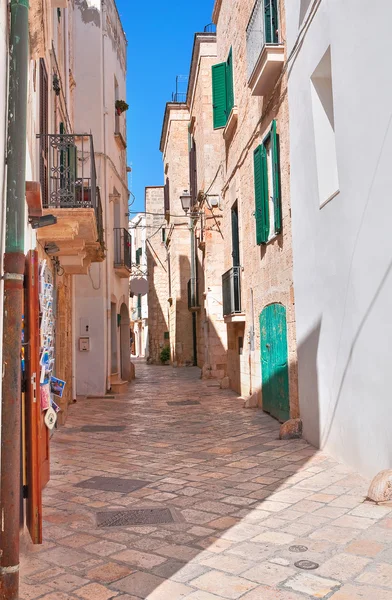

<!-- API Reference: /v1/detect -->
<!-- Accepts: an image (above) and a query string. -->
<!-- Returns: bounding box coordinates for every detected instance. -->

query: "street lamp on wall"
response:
[180,190,192,214]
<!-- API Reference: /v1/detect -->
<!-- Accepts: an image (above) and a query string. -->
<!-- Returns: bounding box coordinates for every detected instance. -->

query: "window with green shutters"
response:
[253,119,281,245]
[212,47,235,129]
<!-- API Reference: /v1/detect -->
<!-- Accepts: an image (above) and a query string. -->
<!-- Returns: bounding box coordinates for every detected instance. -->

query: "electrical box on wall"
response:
[79,337,90,352]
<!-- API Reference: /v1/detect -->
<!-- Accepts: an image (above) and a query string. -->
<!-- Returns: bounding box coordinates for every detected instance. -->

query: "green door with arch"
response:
[260,303,290,422]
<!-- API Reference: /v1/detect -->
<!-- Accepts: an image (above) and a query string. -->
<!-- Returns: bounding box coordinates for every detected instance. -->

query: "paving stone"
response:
[329,583,392,599]
[356,562,392,587]
[191,569,258,599]
[251,530,295,546]
[48,573,89,592]
[240,586,305,599]
[112,548,166,569]
[86,562,133,584]
[84,540,127,557]
[199,553,256,575]
[317,553,370,580]
[284,572,341,597]
[242,562,296,586]
[345,539,385,557]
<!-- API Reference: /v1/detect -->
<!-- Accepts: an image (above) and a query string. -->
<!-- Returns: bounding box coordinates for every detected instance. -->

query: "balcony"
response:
[247,0,284,97]
[114,227,132,278]
[222,266,245,322]
[188,278,200,312]
[36,133,104,274]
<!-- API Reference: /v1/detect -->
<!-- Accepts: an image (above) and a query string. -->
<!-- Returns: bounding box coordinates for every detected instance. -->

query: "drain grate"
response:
[80,425,126,433]
[289,545,308,553]
[295,560,319,570]
[75,477,149,493]
[97,508,175,528]
[167,400,200,406]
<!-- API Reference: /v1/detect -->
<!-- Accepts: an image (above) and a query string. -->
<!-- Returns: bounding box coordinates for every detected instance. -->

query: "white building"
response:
[129,213,149,358]
[73,0,131,396]
[286,0,392,478]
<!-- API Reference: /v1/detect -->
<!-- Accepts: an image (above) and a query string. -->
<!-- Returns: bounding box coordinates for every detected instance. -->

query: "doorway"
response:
[260,303,290,423]
[111,302,118,375]
[120,303,130,380]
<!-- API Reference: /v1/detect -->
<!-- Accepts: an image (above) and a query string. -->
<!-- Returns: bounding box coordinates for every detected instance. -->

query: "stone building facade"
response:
[145,187,170,363]
[187,33,228,380]
[211,0,299,420]
[160,104,194,366]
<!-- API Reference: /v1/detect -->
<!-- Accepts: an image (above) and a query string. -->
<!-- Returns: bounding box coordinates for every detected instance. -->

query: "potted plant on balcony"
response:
[115,100,129,116]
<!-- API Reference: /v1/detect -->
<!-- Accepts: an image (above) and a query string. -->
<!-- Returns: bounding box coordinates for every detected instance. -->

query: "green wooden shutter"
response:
[226,48,234,117]
[212,62,227,129]
[254,145,269,244]
[271,0,279,43]
[271,120,281,234]
[265,0,279,44]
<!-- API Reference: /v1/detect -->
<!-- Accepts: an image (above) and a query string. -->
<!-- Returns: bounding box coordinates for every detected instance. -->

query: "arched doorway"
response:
[260,303,290,423]
[120,303,131,381]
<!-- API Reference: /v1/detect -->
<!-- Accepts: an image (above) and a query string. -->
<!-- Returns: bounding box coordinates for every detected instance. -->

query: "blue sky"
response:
[115,0,215,214]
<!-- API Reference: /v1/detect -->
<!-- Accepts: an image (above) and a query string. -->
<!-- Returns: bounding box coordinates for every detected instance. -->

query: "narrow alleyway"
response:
[21,363,392,600]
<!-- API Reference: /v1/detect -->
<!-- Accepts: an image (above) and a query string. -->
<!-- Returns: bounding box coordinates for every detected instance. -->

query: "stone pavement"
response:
[20,362,392,600]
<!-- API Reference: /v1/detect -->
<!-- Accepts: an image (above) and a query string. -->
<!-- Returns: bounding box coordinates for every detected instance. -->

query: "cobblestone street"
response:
[20,362,392,600]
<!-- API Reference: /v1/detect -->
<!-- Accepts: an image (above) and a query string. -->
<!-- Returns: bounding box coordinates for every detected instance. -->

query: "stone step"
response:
[110,377,128,394]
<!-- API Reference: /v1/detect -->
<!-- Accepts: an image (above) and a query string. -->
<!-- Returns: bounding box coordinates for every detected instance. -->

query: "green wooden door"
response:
[260,303,290,422]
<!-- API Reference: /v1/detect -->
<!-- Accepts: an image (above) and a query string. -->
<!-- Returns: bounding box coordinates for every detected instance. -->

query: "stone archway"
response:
[120,302,131,381]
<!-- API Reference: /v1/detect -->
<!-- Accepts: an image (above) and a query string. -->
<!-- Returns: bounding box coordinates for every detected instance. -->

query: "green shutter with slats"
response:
[254,145,269,245]
[212,62,227,129]
[265,0,279,44]
[271,120,281,234]
[226,48,234,118]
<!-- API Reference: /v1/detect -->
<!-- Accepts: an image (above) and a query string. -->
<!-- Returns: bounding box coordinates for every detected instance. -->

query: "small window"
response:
[311,47,339,207]
[238,337,244,355]
[211,47,235,129]
[253,120,281,245]
[135,247,142,265]
[164,331,170,340]
[162,228,166,243]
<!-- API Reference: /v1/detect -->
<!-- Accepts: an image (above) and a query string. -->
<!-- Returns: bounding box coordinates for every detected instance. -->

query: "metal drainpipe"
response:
[190,216,197,366]
[0,1,29,598]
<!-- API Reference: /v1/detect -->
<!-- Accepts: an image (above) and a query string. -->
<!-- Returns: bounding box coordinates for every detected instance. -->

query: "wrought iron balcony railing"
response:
[246,0,280,79]
[114,227,132,271]
[188,278,200,311]
[222,266,242,316]
[37,133,104,244]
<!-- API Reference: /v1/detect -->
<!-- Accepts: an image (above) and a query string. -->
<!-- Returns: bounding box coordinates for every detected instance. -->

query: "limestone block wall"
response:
[213,0,299,416]
[188,36,228,379]
[161,106,194,366]
[145,187,170,363]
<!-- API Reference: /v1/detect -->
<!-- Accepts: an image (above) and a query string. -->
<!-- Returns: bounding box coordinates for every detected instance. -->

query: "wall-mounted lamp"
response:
[180,190,192,214]
[30,214,58,229]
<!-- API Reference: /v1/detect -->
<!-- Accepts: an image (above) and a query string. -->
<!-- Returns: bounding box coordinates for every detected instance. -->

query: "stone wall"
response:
[188,38,228,379]
[213,0,299,416]
[161,106,194,366]
[145,187,170,363]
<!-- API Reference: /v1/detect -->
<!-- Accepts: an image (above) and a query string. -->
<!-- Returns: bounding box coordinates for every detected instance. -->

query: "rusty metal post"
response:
[0,1,29,598]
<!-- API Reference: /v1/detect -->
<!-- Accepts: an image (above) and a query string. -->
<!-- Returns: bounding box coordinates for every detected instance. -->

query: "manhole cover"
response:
[75,477,149,493]
[97,508,175,527]
[167,400,200,406]
[295,560,319,570]
[80,425,126,433]
[289,545,308,553]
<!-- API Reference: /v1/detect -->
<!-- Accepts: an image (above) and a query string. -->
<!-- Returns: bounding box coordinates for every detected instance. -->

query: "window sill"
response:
[249,44,285,97]
[320,189,340,209]
[223,106,238,142]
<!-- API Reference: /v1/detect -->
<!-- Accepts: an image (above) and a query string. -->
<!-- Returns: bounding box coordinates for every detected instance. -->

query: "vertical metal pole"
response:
[190,215,197,366]
[0,1,29,598]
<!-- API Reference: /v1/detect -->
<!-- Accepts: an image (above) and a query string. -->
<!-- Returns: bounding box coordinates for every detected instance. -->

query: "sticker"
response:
[44,406,57,430]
